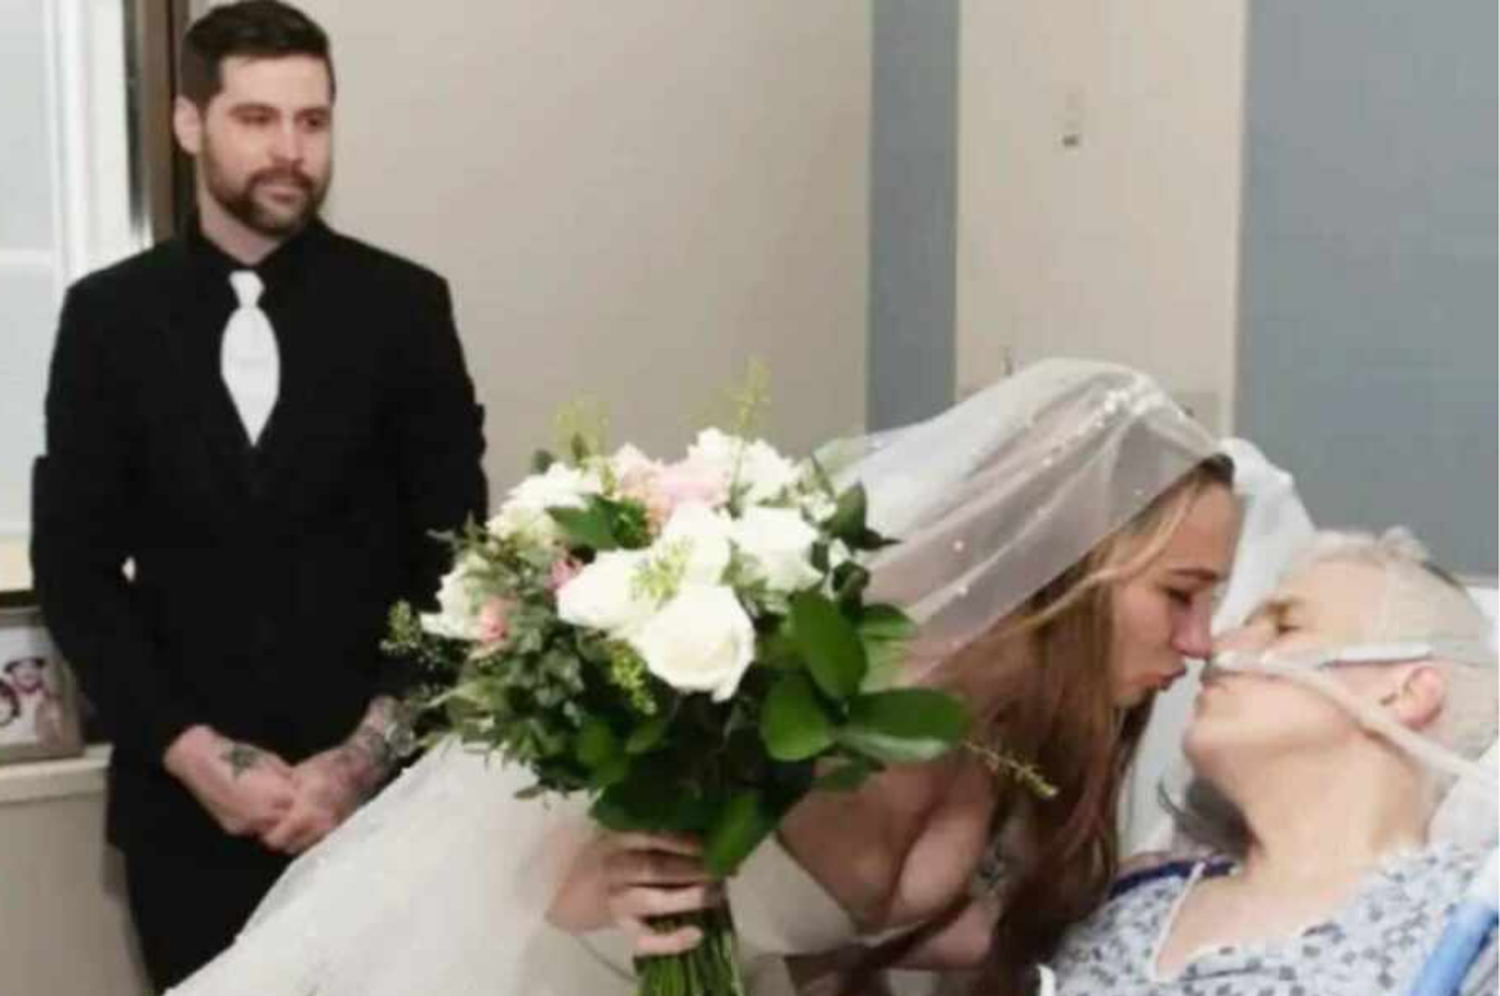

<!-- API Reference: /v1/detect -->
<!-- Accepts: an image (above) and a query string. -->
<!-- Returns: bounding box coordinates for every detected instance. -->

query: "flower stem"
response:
[636,906,746,996]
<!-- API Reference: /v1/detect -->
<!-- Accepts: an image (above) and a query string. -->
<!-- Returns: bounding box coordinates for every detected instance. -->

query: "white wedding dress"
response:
[169,363,1309,996]
[169,739,862,996]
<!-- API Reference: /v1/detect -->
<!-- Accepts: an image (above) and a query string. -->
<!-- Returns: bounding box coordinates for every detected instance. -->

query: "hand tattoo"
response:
[221,742,262,779]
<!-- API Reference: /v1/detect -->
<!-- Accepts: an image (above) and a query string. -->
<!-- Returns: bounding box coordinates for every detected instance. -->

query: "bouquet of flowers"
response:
[386,415,970,996]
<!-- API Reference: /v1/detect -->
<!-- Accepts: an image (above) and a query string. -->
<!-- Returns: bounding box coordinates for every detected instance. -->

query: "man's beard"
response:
[201,141,330,238]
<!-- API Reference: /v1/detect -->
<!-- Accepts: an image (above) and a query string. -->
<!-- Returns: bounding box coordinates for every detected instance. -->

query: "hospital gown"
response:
[1050,843,1497,996]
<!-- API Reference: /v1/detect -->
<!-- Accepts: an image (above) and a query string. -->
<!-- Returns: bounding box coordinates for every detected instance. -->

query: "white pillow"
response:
[1428,585,1498,849]
[1430,740,1498,849]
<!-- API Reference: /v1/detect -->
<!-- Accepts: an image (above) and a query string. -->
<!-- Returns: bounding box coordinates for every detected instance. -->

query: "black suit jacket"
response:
[31,220,488,849]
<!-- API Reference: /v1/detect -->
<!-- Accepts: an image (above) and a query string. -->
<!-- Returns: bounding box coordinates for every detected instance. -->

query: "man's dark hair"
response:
[180,1,335,108]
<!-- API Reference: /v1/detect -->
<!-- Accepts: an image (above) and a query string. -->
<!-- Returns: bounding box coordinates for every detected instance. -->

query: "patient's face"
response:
[1186,559,1390,765]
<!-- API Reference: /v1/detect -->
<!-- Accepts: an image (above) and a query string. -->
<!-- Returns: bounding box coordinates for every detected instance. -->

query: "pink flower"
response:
[549,556,584,592]
[648,459,731,522]
[476,597,514,648]
[617,464,662,507]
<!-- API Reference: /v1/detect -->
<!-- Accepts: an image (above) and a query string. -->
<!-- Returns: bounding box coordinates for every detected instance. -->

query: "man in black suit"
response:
[30,2,487,989]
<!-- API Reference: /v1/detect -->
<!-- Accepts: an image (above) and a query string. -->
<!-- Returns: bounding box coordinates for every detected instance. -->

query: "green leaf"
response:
[755,620,803,671]
[853,527,898,553]
[625,711,673,755]
[837,689,971,764]
[827,484,868,543]
[601,497,652,550]
[832,561,871,609]
[590,759,715,834]
[857,605,918,692]
[813,757,880,792]
[550,502,618,551]
[760,673,836,761]
[810,541,830,573]
[704,790,778,878]
[570,432,592,463]
[531,449,557,474]
[589,754,631,790]
[791,591,867,701]
[574,717,620,770]
[590,790,651,833]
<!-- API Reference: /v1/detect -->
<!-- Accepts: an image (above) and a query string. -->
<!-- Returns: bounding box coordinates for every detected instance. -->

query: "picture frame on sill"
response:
[0,605,86,765]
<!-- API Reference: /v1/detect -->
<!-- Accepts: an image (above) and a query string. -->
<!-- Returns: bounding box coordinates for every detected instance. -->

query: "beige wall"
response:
[0,752,150,996]
[956,0,1247,432]
[299,1,871,491]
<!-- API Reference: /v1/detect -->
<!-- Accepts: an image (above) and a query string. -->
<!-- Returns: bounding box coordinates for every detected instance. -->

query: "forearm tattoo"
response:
[221,742,262,779]
[346,723,397,775]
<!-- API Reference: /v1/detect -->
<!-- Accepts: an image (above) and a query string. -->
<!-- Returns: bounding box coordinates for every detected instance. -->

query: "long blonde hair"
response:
[874,454,1235,996]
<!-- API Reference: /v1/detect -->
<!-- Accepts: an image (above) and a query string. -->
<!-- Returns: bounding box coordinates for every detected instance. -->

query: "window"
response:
[0,0,143,581]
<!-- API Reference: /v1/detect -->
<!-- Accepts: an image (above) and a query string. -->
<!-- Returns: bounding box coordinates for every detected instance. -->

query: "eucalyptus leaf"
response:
[837,689,970,764]
[760,673,836,761]
[791,591,867,701]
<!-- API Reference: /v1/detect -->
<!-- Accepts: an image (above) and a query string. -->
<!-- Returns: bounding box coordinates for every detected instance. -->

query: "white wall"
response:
[298,1,871,493]
[956,0,1247,432]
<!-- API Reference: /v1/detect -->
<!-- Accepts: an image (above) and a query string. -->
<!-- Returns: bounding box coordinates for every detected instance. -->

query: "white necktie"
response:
[221,269,280,445]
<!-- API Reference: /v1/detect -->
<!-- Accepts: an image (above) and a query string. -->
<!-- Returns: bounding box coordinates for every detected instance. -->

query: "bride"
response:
[167,360,1302,995]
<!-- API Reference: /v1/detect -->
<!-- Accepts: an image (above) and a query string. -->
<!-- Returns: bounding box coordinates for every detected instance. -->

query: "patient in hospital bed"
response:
[1047,528,1498,996]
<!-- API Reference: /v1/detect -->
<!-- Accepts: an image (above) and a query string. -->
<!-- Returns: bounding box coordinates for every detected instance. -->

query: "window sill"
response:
[0,744,109,805]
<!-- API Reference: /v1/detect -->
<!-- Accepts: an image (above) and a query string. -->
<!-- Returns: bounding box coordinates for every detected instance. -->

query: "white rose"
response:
[687,429,799,505]
[799,487,837,525]
[420,554,489,640]
[660,502,734,585]
[626,584,756,701]
[732,506,822,593]
[506,462,601,514]
[487,502,560,547]
[488,462,603,545]
[609,444,660,481]
[685,428,743,480]
[739,441,801,505]
[555,550,657,634]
